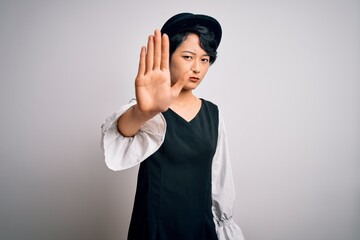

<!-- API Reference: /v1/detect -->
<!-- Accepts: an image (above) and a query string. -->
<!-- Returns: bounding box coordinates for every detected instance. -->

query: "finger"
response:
[145,35,154,73]
[137,46,146,77]
[160,33,169,70]
[153,29,161,69]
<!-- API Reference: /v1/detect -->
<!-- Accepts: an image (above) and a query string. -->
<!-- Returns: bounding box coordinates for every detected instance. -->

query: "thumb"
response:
[171,71,190,97]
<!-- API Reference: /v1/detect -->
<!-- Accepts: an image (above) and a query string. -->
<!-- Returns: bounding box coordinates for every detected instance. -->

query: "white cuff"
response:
[215,217,245,240]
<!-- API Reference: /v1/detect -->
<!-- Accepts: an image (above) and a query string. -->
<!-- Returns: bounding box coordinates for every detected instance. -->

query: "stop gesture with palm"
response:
[135,29,185,117]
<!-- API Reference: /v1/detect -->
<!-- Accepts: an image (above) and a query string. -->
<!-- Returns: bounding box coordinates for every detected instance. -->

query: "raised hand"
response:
[135,29,186,117]
[117,29,187,137]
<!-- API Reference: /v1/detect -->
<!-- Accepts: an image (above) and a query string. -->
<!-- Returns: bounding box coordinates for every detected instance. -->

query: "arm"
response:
[101,99,166,171]
[102,29,188,170]
[212,110,245,240]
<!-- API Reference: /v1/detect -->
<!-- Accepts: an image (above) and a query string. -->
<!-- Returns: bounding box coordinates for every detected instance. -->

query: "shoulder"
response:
[200,98,227,126]
[200,98,219,112]
[200,98,220,127]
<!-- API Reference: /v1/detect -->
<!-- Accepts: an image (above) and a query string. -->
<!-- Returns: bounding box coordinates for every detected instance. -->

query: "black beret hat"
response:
[160,12,222,49]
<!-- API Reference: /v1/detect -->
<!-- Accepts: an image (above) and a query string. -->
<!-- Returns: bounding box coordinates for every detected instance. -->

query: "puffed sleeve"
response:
[212,110,245,240]
[101,99,166,171]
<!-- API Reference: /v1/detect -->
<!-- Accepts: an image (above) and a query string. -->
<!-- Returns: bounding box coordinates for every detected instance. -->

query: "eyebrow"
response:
[181,50,210,57]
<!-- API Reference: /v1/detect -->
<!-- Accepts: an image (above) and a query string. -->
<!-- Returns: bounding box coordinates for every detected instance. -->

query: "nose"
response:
[191,60,200,74]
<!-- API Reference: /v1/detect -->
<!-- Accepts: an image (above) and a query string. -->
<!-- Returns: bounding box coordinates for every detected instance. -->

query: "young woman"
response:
[102,13,245,240]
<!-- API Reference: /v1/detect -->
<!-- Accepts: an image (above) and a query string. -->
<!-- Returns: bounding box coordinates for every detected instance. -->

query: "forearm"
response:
[117,104,157,137]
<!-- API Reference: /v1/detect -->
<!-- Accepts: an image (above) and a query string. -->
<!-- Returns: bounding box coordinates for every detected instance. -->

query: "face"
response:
[169,33,210,90]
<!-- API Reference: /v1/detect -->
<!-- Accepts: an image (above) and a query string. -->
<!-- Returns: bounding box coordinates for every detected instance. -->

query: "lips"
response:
[189,76,200,82]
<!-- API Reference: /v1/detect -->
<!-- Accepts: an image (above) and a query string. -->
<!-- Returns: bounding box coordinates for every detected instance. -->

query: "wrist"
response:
[132,104,157,122]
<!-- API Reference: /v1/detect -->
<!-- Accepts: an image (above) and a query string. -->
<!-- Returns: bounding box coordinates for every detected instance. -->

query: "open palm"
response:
[135,29,185,116]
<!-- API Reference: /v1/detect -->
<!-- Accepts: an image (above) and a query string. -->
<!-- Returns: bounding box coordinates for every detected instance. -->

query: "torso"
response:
[128,98,219,240]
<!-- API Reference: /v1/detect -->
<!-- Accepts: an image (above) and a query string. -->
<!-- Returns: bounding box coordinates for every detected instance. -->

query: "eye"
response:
[201,58,210,63]
[182,55,192,60]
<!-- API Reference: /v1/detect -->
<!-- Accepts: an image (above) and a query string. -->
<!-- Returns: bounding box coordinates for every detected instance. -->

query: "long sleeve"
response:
[212,110,245,240]
[101,99,166,171]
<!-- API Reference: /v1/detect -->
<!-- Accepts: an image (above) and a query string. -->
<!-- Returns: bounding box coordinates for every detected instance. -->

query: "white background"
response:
[1,0,359,239]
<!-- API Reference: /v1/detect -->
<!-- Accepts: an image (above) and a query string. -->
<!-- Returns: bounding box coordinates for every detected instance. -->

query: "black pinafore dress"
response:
[128,99,219,240]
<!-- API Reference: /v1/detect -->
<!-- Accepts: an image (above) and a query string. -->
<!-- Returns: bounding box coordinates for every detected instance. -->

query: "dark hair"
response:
[169,25,218,64]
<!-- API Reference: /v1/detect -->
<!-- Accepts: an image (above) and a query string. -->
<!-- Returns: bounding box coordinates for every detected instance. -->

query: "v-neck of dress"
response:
[168,99,203,124]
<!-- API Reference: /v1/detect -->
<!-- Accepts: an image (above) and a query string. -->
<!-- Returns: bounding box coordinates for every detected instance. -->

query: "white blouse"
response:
[101,99,245,240]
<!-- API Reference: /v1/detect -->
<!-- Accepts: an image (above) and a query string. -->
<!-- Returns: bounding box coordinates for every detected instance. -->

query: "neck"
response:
[172,90,198,107]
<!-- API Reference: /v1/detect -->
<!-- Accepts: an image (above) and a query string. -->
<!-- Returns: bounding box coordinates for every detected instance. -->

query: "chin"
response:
[183,84,200,91]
